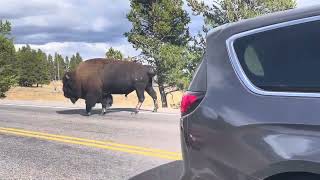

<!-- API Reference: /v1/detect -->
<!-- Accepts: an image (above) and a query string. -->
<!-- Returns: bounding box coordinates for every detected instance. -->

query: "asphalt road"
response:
[0,102,183,180]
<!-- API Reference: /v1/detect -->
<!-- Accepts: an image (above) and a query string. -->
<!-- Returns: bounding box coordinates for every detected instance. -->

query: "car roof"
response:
[206,5,320,41]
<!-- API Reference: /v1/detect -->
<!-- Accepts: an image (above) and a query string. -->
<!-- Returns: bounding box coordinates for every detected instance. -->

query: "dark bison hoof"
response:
[100,112,106,116]
[84,112,92,116]
[152,109,158,112]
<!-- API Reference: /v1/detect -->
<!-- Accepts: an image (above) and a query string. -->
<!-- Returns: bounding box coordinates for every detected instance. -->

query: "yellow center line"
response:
[0,127,182,161]
[0,127,180,156]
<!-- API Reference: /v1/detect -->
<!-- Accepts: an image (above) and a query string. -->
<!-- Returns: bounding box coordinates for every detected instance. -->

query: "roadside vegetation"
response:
[0,0,296,106]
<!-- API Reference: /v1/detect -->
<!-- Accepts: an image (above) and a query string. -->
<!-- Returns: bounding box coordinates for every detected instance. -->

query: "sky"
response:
[0,0,318,59]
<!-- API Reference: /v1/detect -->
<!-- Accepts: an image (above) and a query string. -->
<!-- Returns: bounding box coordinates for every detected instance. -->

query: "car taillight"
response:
[180,91,204,116]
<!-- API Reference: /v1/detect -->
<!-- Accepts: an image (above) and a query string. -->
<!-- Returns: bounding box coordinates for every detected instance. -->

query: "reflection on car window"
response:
[234,20,320,92]
[244,45,264,77]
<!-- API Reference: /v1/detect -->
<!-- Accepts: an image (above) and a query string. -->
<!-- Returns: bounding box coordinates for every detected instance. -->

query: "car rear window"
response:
[189,56,207,92]
[233,19,320,92]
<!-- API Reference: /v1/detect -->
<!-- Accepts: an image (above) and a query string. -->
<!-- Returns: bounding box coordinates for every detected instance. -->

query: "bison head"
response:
[62,71,79,104]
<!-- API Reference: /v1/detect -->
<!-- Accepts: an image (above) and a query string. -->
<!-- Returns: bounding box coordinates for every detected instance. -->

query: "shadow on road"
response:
[129,160,183,180]
[56,108,153,116]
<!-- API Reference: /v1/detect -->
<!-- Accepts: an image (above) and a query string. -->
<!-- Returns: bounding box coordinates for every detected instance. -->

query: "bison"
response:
[62,58,158,115]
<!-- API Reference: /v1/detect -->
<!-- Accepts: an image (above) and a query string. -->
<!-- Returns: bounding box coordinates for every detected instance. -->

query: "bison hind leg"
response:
[132,87,145,114]
[146,86,158,112]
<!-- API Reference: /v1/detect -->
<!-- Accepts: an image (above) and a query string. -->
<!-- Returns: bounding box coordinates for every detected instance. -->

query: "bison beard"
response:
[62,58,158,116]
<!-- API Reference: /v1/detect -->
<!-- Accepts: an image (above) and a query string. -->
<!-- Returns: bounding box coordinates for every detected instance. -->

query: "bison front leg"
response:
[85,95,98,116]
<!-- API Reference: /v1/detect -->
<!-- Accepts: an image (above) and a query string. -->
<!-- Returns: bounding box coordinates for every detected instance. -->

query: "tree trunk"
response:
[37,83,39,87]
[158,84,168,108]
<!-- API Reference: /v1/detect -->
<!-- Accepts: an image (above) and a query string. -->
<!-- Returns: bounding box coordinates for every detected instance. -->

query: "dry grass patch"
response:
[5,81,183,109]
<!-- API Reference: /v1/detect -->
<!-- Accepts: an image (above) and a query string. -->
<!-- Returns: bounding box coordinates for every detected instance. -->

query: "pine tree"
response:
[54,53,65,81]
[17,45,36,86]
[69,53,82,71]
[0,20,16,96]
[75,52,83,65]
[126,0,191,107]
[65,56,69,72]
[69,55,77,71]
[106,47,123,60]
[34,49,50,87]
[47,54,55,81]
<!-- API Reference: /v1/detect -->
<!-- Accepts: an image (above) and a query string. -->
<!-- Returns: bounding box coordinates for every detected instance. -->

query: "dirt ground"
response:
[4,81,183,109]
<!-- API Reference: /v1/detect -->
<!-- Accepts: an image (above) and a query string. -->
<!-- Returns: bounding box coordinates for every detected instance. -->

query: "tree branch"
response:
[165,88,180,95]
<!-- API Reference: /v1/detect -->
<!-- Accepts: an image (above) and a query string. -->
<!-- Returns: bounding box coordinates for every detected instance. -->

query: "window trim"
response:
[226,15,320,98]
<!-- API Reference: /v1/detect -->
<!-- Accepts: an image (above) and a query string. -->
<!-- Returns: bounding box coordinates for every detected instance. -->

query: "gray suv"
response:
[180,6,320,180]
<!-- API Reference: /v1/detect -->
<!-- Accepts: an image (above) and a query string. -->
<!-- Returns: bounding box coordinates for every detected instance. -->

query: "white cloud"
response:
[92,17,110,32]
[1,0,131,44]
[15,41,140,60]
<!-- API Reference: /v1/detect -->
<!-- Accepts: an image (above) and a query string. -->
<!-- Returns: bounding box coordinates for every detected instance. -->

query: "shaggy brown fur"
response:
[63,58,158,115]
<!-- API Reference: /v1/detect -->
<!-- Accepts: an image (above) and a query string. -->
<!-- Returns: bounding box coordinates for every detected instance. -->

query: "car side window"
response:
[234,19,320,92]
